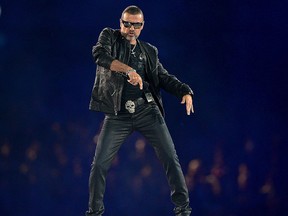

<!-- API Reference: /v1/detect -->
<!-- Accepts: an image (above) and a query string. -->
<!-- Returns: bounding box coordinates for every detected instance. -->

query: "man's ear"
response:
[141,21,145,29]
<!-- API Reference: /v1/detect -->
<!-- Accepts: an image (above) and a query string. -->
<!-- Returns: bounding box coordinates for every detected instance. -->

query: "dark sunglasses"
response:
[121,20,143,29]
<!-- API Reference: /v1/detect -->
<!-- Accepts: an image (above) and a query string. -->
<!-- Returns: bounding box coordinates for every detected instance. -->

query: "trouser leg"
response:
[86,115,132,216]
[135,104,192,215]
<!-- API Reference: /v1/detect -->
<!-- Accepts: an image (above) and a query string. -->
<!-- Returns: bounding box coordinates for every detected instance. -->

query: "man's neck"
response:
[130,40,137,45]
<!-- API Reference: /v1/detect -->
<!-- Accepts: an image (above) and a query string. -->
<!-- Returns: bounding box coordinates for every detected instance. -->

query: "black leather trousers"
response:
[85,103,192,216]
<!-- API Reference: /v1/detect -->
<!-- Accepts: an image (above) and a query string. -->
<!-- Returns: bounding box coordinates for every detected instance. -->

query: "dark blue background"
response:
[1,0,287,215]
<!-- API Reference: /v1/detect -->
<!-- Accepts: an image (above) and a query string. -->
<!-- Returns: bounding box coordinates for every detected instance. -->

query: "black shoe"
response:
[174,207,192,216]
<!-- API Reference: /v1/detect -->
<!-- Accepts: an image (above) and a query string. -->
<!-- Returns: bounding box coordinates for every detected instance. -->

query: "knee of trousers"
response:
[160,151,180,166]
[156,144,179,161]
[91,158,111,174]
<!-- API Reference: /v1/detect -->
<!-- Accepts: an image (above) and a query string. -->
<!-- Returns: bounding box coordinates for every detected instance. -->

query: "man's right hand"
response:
[127,70,143,90]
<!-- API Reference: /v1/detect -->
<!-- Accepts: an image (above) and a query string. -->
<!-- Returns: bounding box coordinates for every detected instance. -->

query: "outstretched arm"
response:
[110,60,143,90]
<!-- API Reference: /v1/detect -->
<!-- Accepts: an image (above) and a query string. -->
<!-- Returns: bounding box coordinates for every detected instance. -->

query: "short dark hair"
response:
[121,5,144,20]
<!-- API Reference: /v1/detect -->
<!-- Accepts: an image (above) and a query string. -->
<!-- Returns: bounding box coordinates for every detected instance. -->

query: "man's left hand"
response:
[181,94,194,115]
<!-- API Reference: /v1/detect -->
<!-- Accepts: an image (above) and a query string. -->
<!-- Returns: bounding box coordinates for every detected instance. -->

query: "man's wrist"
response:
[183,91,193,98]
[126,69,136,76]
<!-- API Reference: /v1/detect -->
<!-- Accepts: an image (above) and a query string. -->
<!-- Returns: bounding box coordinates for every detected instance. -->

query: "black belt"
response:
[124,93,154,114]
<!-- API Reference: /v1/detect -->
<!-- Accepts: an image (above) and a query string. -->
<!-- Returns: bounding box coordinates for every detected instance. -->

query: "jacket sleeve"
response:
[92,28,116,69]
[156,48,194,99]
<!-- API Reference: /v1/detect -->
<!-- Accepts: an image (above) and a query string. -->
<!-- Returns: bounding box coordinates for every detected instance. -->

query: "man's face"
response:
[120,12,144,43]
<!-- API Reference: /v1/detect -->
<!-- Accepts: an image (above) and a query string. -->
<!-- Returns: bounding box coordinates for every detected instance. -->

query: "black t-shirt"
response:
[121,43,146,106]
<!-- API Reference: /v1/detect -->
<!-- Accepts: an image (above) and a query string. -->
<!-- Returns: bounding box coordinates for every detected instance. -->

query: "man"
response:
[86,5,194,216]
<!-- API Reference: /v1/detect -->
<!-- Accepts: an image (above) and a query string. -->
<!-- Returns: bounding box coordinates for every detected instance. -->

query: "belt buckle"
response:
[125,100,135,113]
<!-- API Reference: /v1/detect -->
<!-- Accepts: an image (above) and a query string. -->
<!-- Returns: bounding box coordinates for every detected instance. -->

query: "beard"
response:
[122,31,138,42]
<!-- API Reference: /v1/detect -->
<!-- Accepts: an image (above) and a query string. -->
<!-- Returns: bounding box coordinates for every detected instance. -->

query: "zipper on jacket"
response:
[112,39,131,116]
[111,89,118,115]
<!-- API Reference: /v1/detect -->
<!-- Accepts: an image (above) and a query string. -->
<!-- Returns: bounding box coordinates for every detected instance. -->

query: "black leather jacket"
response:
[89,27,193,116]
